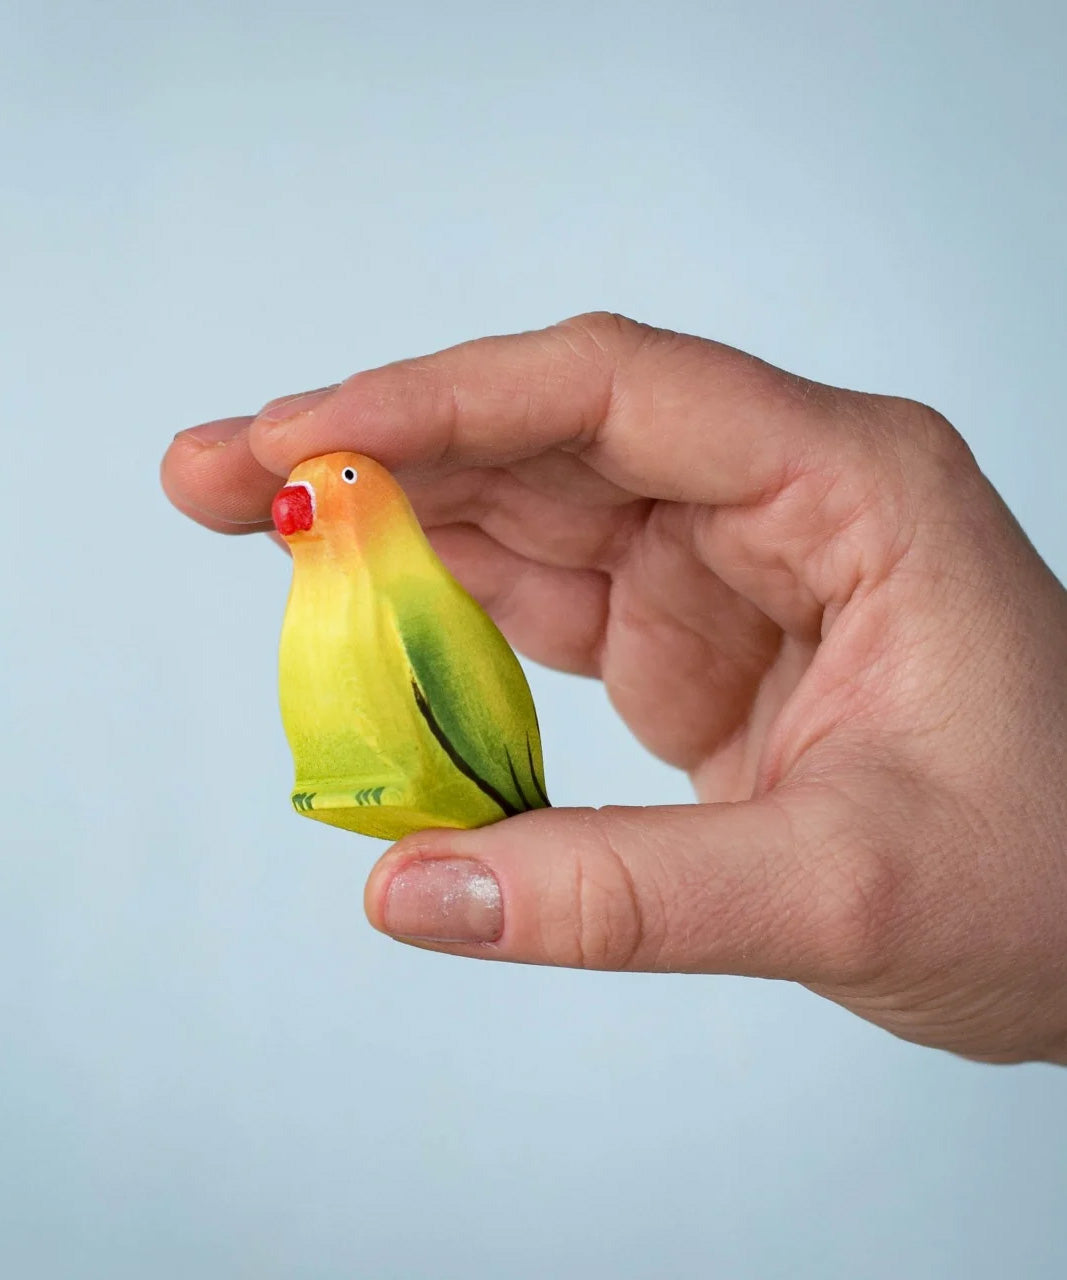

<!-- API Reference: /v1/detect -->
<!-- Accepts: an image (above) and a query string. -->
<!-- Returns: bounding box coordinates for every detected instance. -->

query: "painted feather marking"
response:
[526,734,549,808]
[505,746,532,810]
[410,679,518,818]
[398,599,548,818]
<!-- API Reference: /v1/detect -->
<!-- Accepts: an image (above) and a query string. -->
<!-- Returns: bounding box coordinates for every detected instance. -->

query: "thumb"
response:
[364,798,871,982]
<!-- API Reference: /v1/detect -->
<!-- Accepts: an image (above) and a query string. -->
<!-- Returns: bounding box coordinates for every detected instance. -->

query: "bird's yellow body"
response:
[272,452,548,840]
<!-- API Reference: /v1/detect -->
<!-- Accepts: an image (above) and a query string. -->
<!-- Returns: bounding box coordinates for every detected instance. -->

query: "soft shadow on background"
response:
[2,2,1065,1277]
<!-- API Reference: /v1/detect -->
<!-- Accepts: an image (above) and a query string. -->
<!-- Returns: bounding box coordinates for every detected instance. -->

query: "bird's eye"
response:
[341,467,358,484]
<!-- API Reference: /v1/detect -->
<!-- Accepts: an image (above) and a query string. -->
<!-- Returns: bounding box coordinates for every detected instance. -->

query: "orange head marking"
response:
[271,452,406,549]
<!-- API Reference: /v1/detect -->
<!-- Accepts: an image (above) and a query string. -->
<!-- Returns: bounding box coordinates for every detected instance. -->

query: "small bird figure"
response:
[271,451,549,840]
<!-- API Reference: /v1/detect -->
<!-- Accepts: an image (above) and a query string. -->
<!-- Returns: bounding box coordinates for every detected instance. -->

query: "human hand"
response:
[162,313,1067,1064]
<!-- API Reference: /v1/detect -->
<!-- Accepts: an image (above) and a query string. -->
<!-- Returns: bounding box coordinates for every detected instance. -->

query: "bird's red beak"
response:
[272,483,315,536]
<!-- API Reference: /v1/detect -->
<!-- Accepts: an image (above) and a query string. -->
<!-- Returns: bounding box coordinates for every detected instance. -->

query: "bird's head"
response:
[271,451,402,550]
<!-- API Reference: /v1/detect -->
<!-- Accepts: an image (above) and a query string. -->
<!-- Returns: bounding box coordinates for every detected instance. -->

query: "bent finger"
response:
[162,417,281,532]
[248,312,862,506]
[365,791,881,984]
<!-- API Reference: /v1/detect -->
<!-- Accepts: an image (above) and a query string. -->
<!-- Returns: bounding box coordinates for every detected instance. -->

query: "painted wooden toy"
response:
[271,452,549,840]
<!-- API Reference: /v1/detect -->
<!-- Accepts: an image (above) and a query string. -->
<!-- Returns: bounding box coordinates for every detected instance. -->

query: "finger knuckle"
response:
[864,395,980,487]
[559,309,639,336]
[548,813,656,970]
[555,310,650,359]
[807,826,904,987]
[898,398,970,456]
[795,396,982,593]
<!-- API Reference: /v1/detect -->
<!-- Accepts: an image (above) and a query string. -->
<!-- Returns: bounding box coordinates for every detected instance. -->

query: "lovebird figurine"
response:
[271,451,549,840]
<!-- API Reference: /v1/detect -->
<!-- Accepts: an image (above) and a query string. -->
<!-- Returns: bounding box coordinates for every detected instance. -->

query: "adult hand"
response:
[162,313,1067,1064]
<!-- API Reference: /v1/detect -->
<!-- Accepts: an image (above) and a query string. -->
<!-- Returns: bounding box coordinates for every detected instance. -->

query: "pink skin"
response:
[161,312,1067,1065]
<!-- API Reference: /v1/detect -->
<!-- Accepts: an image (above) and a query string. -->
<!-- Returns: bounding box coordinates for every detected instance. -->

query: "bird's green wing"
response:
[392,574,549,820]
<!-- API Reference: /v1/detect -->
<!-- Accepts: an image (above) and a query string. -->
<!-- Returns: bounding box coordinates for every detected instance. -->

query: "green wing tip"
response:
[525,734,550,808]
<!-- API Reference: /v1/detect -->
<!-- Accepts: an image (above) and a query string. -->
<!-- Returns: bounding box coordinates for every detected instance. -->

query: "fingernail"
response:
[175,419,248,447]
[257,384,338,423]
[383,858,503,943]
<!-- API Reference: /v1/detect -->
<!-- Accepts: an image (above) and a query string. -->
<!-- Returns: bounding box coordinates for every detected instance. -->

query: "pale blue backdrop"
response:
[2,2,1065,1277]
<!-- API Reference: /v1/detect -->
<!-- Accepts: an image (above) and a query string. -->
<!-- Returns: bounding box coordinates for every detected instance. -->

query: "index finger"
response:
[248,312,853,506]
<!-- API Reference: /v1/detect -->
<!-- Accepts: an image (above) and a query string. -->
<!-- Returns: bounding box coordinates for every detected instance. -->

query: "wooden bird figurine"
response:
[271,452,549,840]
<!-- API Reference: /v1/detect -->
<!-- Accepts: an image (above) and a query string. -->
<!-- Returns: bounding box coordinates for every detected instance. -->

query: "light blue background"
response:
[2,2,1065,1276]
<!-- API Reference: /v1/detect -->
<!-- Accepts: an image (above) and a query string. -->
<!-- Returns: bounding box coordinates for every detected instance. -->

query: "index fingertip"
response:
[249,366,439,476]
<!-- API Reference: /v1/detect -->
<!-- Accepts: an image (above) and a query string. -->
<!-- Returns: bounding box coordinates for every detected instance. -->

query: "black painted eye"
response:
[341,467,358,484]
